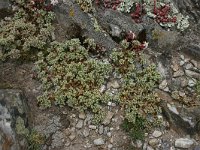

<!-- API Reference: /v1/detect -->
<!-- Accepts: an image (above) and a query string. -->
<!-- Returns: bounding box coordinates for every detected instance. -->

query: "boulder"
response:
[0,0,12,19]
[161,101,200,135]
[0,89,29,150]
[53,0,118,51]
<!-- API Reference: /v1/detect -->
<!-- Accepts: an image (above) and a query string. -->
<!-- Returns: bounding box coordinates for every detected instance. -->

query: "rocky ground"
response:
[1,0,200,150]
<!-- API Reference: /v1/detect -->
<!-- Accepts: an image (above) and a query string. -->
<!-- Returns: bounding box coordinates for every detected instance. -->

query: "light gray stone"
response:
[76,120,84,129]
[175,138,194,149]
[185,70,200,79]
[152,130,162,138]
[83,129,90,137]
[79,112,86,119]
[89,125,97,130]
[69,133,76,141]
[159,80,168,90]
[98,125,104,135]
[173,70,184,77]
[188,79,196,87]
[93,138,105,145]
[103,111,114,125]
[110,24,122,37]
[149,138,159,147]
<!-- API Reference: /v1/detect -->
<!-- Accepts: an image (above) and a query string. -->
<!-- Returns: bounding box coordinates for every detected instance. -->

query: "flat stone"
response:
[152,130,162,138]
[171,63,179,72]
[190,60,198,68]
[107,132,112,137]
[167,103,179,115]
[136,140,143,148]
[185,63,193,70]
[159,80,168,90]
[149,138,159,147]
[180,61,185,66]
[107,80,120,89]
[0,90,29,150]
[93,138,105,145]
[103,111,114,125]
[175,138,194,149]
[194,145,200,150]
[179,91,186,97]
[155,89,173,103]
[79,112,86,119]
[83,129,90,137]
[185,70,200,79]
[188,79,196,87]
[108,144,113,149]
[110,24,122,37]
[98,125,104,135]
[69,133,76,141]
[147,146,154,150]
[89,125,97,130]
[173,70,184,77]
[76,120,83,129]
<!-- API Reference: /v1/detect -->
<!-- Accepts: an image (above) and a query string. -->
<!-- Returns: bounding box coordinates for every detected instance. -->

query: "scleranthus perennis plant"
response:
[110,39,161,124]
[0,0,55,61]
[35,39,113,123]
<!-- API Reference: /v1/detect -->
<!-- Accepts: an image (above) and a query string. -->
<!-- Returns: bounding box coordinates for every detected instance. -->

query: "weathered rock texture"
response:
[0,89,29,150]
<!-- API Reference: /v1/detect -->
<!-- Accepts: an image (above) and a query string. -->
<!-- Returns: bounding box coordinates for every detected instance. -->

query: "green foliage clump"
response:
[27,130,45,150]
[35,39,112,122]
[0,0,55,61]
[121,118,145,140]
[195,81,200,100]
[110,40,161,124]
[76,0,93,12]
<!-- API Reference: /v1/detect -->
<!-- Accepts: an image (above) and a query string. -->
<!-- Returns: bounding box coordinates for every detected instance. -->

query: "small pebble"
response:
[93,138,105,145]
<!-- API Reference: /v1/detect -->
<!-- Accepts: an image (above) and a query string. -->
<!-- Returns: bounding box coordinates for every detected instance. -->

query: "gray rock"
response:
[107,80,120,89]
[149,138,159,147]
[34,115,62,137]
[152,130,162,138]
[185,70,200,79]
[51,131,65,148]
[93,138,105,146]
[95,8,144,35]
[89,125,97,130]
[194,145,200,150]
[107,132,111,137]
[110,24,122,38]
[83,129,90,137]
[104,127,109,135]
[0,89,29,150]
[180,60,185,66]
[147,146,154,150]
[173,70,184,77]
[54,1,118,50]
[76,120,84,129]
[108,144,113,149]
[161,101,200,134]
[0,0,11,19]
[69,133,76,141]
[175,138,194,149]
[79,112,86,119]
[98,125,104,135]
[188,79,196,87]
[103,111,114,125]
[185,63,193,70]
[159,80,168,90]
